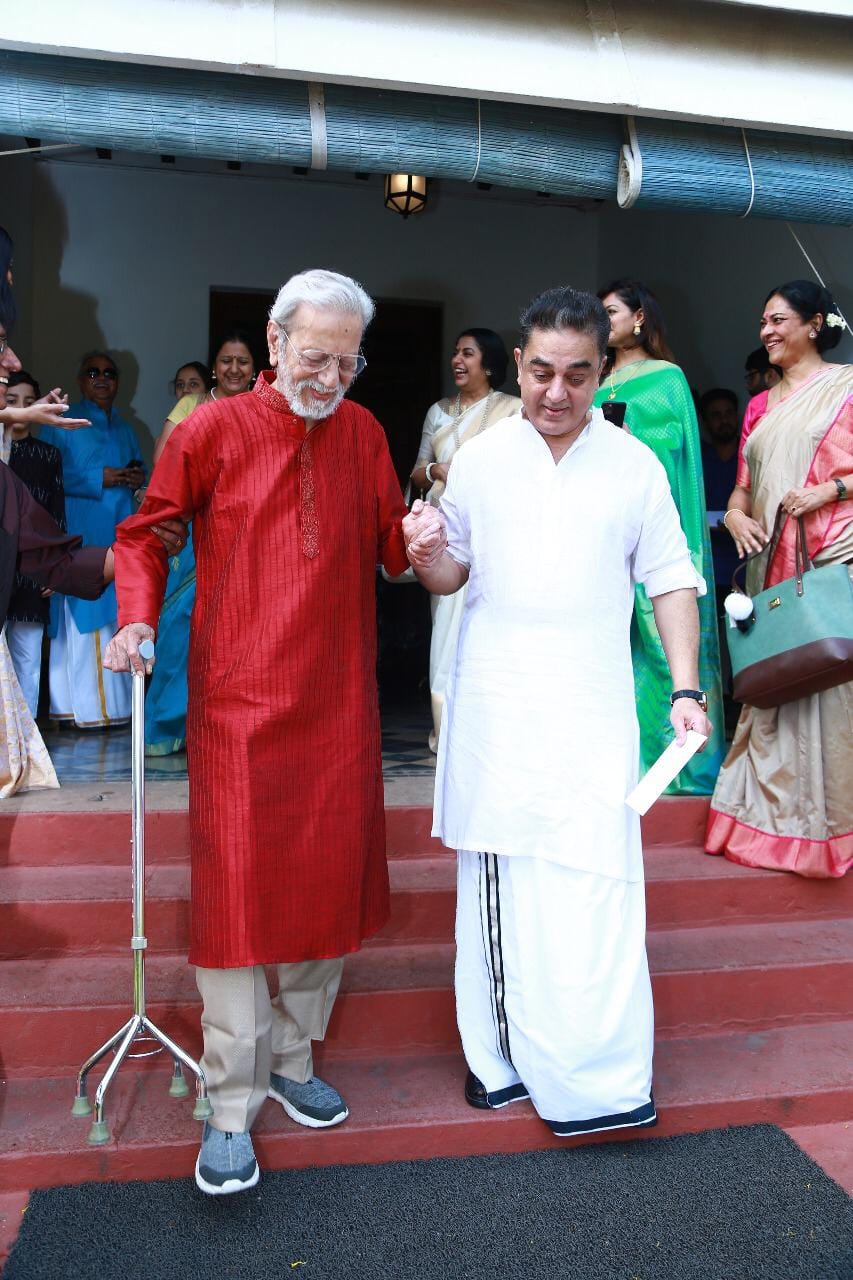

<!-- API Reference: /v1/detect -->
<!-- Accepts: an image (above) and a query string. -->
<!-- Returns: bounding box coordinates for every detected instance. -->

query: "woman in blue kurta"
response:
[41,351,146,727]
[145,339,253,754]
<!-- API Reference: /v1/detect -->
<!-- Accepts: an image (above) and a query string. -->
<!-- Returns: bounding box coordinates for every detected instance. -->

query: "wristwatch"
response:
[670,689,708,712]
[834,477,848,501]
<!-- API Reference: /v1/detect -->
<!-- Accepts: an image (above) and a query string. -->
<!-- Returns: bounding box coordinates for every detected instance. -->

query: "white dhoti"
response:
[455,849,656,1135]
[49,598,131,727]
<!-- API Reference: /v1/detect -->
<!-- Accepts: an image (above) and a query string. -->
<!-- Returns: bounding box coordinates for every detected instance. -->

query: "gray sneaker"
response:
[194,1122,259,1196]
[268,1072,349,1128]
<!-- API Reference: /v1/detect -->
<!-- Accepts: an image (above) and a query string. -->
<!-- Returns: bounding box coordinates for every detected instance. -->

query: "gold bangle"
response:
[722,510,738,531]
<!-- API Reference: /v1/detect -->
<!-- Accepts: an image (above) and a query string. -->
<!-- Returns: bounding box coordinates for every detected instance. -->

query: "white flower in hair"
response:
[825,311,847,330]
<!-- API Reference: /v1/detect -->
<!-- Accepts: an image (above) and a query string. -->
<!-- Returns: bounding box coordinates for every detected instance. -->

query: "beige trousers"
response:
[195,958,344,1133]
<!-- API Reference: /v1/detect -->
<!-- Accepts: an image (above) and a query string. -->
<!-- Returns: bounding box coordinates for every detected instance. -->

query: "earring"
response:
[633,323,643,336]
[809,329,817,339]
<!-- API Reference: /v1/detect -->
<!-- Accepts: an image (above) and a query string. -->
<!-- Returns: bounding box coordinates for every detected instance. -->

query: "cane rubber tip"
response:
[87,1120,110,1145]
[71,1096,93,1117]
[138,639,155,660]
[169,1076,190,1098]
[193,1098,214,1121]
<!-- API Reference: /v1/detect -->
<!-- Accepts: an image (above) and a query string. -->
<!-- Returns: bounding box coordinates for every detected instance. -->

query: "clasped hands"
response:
[403,499,447,569]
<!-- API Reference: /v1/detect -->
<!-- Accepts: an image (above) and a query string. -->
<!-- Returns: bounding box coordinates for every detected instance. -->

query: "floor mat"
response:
[5,1124,851,1280]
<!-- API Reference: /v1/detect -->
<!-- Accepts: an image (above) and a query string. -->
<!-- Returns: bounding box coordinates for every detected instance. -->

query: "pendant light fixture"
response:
[384,173,428,217]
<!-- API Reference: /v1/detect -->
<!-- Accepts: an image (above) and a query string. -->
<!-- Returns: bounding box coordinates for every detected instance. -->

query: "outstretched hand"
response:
[403,499,447,568]
[103,623,156,675]
[29,391,91,429]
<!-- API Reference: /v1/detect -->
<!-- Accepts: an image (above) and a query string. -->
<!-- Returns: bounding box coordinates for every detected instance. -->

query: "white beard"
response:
[278,365,346,420]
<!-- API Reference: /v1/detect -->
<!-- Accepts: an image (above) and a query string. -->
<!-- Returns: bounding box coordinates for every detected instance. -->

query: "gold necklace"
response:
[606,357,650,401]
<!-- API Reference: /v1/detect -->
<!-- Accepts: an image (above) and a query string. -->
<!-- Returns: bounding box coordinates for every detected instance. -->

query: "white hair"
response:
[269,269,375,331]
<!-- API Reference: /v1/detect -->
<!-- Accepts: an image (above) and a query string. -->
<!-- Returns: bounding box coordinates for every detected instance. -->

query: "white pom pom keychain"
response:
[724,592,755,631]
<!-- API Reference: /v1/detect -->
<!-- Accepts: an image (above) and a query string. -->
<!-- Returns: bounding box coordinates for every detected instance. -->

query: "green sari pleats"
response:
[594,361,724,794]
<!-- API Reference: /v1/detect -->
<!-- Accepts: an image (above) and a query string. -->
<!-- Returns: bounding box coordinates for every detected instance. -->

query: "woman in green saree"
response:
[593,279,724,794]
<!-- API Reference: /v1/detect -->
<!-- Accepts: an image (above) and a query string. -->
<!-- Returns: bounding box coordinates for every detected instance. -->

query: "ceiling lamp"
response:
[384,173,428,218]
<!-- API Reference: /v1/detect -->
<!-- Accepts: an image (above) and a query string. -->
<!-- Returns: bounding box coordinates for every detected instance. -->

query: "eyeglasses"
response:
[281,330,366,378]
[83,367,118,381]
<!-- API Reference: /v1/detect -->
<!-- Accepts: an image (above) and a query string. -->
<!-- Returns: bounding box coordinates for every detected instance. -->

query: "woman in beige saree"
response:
[707,280,852,878]
[410,329,520,751]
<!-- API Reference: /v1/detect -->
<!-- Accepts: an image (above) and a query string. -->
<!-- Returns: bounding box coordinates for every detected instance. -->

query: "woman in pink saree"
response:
[707,280,853,878]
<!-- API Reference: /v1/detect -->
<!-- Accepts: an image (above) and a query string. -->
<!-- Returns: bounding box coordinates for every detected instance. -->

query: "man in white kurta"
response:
[403,286,711,1137]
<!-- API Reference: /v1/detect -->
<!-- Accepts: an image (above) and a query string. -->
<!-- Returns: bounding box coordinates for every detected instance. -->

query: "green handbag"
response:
[725,508,853,709]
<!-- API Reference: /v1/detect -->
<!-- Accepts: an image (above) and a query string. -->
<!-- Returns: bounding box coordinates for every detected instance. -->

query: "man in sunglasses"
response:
[41,351,147,728]
[105,269,408,1196]
[0,314,184,628]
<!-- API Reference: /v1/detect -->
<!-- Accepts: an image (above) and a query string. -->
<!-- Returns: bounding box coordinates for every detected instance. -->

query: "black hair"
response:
[210,329,256,367]
[0,225,16,332]
[519,287,610,359]
[7,369,42,398]
[597,278,675,364]
[454,328,509,389]
[745,347,772,373]
[698,387,738,418]
[173,360,212,391]
[763,279,844,353]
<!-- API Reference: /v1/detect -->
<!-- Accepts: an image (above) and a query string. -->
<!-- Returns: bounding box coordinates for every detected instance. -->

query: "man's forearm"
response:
[650,588,700,688]
[412,550,469,596]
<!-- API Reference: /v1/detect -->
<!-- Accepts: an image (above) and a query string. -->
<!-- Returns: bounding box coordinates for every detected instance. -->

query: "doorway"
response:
[207,288,442,719]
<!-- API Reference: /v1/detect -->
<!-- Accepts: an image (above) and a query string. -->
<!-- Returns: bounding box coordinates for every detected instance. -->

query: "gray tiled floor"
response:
[41,709,436,785]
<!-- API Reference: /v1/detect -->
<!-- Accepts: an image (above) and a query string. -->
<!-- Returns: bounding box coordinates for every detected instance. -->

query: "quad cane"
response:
[72,638,213,1144]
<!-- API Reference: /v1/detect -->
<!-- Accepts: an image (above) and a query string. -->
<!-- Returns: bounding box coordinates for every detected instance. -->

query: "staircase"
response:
[1,783,851,1214]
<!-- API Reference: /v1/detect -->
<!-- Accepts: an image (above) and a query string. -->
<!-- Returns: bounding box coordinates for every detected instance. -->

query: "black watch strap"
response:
[670,689,707,709]
[834,477,848,501]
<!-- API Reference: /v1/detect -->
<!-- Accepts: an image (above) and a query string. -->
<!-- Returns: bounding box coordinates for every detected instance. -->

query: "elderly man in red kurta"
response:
[105,270,408,1195]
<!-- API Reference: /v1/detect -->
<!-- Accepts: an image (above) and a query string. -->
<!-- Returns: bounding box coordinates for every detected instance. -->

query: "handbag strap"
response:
[730,504,811,598]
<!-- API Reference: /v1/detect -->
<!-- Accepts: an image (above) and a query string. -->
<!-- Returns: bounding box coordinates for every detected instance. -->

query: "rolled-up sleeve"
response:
[632,459,707,599]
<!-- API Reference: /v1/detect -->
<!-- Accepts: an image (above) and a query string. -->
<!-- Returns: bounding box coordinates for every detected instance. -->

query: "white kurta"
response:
[434,409,703,882]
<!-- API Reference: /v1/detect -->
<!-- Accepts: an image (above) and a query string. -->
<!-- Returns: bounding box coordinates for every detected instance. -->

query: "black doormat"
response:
[5,1125,851,1280]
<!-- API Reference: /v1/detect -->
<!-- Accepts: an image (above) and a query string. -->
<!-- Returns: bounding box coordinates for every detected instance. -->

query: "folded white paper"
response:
[625,731,708,816]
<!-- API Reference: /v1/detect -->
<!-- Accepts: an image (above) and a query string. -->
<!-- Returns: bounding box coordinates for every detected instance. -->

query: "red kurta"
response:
[114,372,408,966]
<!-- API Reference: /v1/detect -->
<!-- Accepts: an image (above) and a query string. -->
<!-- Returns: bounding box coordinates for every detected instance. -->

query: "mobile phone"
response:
[600,401,627,428]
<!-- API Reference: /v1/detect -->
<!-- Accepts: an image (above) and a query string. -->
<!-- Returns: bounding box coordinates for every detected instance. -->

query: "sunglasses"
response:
[83,367,118,381]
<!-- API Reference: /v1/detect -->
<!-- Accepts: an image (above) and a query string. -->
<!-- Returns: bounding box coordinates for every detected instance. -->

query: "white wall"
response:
[14,157,600,453]
[597,206,853,406]
[3,154,851,455]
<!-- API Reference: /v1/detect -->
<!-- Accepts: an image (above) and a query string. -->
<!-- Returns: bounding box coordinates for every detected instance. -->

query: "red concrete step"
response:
[787,1120,853,1196]
[0,798,713,867]
[4,847,851,959]
[2,919,851,1076]
[0,1019,850,1194]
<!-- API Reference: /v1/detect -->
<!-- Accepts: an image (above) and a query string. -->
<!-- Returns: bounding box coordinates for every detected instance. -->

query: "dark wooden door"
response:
[208,288,274,374]
[348,298,444,486]
[207,289,442,711]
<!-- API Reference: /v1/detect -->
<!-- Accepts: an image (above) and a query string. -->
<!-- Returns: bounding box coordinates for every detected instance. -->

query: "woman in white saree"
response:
[410,329,520,751]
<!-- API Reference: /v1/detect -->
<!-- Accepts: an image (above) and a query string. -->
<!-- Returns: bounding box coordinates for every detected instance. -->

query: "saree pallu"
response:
[422,392,520,750]
[593,362,724,794]
[144,540,194,756]
[706,364,853,877]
